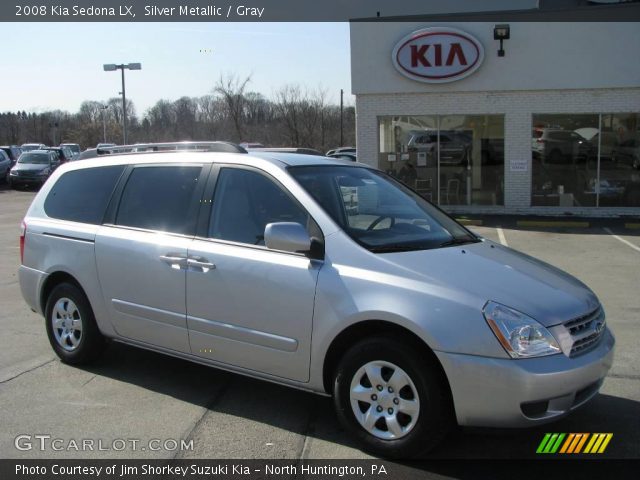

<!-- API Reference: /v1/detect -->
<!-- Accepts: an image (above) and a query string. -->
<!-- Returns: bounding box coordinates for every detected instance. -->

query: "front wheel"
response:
[45,283,106,365]
[333,336,453,458]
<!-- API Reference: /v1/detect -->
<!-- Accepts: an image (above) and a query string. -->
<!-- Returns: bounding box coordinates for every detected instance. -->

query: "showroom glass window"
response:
[531,113,640,207]
[378,115,505,206]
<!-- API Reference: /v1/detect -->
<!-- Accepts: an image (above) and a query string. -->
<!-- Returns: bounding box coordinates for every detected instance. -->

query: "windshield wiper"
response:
[438,236,479,248]
[369,244,430,253]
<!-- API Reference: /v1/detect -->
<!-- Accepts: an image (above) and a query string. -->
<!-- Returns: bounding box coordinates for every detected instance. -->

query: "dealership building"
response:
[350,3,640,216]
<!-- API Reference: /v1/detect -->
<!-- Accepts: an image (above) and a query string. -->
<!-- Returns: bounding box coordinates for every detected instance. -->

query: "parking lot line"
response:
[603,227,640,253]
[497,227,508,246]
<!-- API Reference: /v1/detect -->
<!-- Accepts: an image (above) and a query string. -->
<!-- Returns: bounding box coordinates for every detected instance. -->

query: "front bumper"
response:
[436,329,615,427]
[9,176,45,187]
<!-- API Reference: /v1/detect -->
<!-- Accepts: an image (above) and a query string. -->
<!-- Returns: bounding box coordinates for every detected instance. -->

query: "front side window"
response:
[115,166,202,235]
[290,165,476,252]
[209,167,317,246]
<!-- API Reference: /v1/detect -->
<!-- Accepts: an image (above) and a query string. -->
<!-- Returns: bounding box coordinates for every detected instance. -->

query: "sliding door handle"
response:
[159,254,187,269]
[187,257,216,272]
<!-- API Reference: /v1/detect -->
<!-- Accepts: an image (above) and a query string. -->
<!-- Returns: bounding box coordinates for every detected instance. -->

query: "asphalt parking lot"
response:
[0,183,638,464]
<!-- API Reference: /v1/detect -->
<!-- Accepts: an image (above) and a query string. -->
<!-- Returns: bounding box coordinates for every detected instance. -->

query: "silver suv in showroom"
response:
[19,143,614,458]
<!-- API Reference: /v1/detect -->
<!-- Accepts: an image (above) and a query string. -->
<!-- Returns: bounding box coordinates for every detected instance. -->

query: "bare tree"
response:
[214,73,252,141]
[274,85,303,146]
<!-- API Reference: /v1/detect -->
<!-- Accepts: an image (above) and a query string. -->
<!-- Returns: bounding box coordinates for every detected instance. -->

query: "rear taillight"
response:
[536,138,545,144]
[20,221,26,264]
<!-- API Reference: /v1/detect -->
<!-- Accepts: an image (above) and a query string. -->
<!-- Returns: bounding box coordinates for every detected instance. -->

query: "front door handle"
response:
[187,257,216,272]
[159,253,187,269]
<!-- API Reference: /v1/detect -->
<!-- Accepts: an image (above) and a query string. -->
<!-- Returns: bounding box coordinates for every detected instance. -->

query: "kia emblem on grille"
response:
[595,321,605,335]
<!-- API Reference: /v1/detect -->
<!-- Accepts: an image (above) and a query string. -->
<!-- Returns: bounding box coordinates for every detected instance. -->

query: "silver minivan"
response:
[19,145,614,458]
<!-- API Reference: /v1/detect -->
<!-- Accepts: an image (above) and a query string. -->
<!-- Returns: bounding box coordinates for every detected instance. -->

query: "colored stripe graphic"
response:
[536,433,552,453]
[597,434,613,453]
[574,433,588,453]
[550,433,565,453]
[538,433,613,454]
[583,433,598,453]
[567,433,584,453]
[536,433,566,453]
[559,433,575,453]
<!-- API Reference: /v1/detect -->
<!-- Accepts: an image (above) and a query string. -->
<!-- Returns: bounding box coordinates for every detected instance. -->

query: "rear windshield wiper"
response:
[437,237,478,248]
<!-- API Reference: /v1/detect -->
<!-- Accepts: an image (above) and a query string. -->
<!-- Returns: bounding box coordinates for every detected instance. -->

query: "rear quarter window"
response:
[44,165,125,224]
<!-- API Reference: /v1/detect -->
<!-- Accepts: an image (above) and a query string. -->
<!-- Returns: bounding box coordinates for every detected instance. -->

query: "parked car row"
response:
[3,140,358,187]
[1,143,82,187]
[7,149,63,188]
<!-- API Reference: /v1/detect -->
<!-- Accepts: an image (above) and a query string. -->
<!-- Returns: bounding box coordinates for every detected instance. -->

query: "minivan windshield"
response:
[289,165,479,252]
[18,153,50,165]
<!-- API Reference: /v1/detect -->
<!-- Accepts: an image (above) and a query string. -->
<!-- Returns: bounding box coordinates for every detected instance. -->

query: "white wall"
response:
[350,22,640,95]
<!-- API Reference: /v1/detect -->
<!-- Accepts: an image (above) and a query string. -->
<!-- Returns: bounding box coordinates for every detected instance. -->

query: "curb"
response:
[516,220,590,228]
[455,218,483,226]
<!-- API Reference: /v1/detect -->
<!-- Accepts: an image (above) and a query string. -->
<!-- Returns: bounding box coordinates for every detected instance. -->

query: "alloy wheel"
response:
[51,297,83,352]
[349,360,420,440]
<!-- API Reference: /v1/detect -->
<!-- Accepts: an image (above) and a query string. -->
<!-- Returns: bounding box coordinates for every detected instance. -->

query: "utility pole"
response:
[340,88,344,147]
[120,67,126,145]
[102,105,110,143]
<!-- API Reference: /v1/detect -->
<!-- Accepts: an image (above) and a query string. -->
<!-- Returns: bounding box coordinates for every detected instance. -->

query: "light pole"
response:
[101,104,111,143]
[103,62,141,145]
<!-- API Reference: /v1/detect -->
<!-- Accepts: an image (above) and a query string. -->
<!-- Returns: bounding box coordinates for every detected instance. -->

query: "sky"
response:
[0,22,353,115]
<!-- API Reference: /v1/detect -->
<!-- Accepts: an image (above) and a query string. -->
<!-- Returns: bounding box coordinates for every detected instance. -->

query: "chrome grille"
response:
[14,170,37,177]
[564,307,606,356]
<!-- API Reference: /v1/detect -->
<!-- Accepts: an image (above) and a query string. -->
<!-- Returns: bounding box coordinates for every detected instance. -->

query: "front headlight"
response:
[38,169,50,176]
[483,301,560,358]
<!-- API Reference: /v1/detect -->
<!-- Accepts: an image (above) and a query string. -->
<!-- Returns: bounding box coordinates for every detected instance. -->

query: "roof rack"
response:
[96,141,247,156]
[247,147,323,156]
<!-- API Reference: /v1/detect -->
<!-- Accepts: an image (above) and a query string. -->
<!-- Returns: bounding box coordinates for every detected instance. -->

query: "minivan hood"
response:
[380,240,599,327]
[14,163,47,172]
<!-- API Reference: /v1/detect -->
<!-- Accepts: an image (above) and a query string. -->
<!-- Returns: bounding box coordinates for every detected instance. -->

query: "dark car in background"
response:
[0,150,11,181]
[613,134,640,170]
[43,146,74,164]
[59,143,81,158]
[0,145,23,167]
[8,150,59,188]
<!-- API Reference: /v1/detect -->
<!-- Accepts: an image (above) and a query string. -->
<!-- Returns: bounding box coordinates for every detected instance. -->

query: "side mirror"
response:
[264,222,311,254]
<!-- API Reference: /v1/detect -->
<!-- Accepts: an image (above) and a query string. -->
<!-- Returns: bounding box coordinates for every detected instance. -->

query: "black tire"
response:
[44,282,106,365]
[333,336,453,459]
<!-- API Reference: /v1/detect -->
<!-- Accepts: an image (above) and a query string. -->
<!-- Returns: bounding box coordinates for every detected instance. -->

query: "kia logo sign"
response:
[392,28,484,83]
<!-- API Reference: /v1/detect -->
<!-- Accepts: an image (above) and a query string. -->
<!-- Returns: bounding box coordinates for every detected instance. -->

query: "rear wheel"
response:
[45,283,106,364]
[333,336,453,458]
